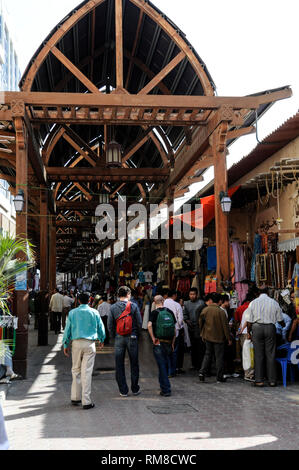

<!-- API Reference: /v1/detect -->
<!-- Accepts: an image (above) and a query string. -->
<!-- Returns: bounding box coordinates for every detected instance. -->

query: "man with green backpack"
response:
[148,295,177,397]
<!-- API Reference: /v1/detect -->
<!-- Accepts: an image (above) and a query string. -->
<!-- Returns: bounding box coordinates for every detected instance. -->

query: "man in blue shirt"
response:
[63,292,106,410]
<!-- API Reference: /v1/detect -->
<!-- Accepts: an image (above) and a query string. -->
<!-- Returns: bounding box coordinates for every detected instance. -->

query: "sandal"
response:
[252,382,264,387]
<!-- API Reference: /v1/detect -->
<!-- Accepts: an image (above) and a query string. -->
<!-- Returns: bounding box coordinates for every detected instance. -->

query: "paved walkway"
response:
[1,326,299,450]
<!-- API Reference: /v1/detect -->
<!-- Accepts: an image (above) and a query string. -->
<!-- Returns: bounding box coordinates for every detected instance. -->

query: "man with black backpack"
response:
[108,286,142,397]
[148,295,177,397]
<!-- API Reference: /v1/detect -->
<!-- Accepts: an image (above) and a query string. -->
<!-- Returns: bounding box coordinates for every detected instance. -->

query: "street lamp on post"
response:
[13,189,25,213]
[219,191,232,214]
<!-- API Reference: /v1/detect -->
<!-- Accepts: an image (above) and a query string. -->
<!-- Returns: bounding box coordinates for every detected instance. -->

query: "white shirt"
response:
[246,294,283,325]
[241,308,250,334]
[63,295,75,309]
[97,301,111,318]
[164,298,184,336]
[49,293,64,312]
[220,306,228,318]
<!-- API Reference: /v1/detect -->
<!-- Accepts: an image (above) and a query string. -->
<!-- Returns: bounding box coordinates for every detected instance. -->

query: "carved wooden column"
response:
[101,250,105,290]
[13,111,29,378]
[49,217,56,293]
[167,186,175,289]
[110,242,115,274]
[38,187,49,346]
[124,236,129,259]
[210,120,230,290]
[40,188,48,291]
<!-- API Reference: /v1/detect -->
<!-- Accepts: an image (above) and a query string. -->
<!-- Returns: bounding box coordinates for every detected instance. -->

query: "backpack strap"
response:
[117,301,131,320]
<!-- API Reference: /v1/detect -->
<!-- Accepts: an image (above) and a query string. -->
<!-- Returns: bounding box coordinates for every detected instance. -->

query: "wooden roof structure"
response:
[1,0,292,378]
[0,0,292,276]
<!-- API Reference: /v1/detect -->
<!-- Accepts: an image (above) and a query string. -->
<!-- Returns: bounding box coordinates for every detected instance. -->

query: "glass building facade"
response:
[0,0,19,236]
[0,0,21,92]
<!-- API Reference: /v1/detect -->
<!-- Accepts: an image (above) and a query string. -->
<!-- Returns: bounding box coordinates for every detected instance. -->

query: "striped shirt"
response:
[164,298,184,337]
[246,294,283,325]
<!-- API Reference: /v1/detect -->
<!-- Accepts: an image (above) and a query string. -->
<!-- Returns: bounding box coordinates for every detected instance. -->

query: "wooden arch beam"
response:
[21,0,214,97]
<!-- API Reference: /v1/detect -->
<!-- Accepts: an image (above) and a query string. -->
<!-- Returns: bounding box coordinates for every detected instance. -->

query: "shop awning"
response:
[169,186,240,229]
[278,237,299,252]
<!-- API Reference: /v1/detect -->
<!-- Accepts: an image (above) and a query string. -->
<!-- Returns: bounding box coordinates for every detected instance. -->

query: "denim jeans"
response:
[153,342,172,394]
[167,339,178,376]
[114,335,139,395]
[167,329,184,375]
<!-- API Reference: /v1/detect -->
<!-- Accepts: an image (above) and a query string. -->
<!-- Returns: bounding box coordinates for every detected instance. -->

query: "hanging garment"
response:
[171,257,183,271]
[144,271,153,283]
[207,247,217,271]
[231,242,246,283]
[177,278,191,295]
[191,274,200,292]
[251,234,262,282]
[194,250,201,272]
[229,290,239,309]
[235,282,248,306]
[204,275,217,294]
[137,271,145,283]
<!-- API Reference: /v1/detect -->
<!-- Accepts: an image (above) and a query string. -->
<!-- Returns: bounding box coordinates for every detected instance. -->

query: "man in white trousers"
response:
[63,292,106,410]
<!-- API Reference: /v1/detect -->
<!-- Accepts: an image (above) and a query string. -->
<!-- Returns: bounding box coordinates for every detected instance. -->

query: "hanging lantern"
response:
[99,193,110,204]
[91,217,98,224]
[13,189,25,213]
[106,140,122,167]
[219,191,232,214]
[82,231,90,239]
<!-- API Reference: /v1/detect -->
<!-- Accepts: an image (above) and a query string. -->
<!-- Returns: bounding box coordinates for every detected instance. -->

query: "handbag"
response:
[242,339,254,370]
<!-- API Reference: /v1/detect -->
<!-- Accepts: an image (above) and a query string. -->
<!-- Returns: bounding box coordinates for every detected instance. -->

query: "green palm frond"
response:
[0,234,35,315]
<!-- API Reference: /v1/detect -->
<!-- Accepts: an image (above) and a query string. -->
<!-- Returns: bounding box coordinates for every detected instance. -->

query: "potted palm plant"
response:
[0,234,34,365]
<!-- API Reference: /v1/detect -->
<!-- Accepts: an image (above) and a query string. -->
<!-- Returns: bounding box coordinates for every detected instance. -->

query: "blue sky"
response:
[5,0,299,198]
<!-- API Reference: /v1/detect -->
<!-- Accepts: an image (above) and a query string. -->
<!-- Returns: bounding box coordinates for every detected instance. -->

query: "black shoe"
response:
[199,374,205,382]
[71,400,81,406]
[160,391,171,397]
[217,378,227,383]
[83,403,95,410]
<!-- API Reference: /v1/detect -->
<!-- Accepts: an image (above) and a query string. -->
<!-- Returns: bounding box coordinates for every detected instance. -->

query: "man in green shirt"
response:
[63,292,106,410]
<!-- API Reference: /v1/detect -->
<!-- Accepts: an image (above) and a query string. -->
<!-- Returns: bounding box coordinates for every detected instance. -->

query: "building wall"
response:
[231,136,299,244]
[0,179,16,236]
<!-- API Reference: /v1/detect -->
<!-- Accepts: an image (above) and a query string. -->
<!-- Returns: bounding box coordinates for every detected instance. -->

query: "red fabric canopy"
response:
[169,186,240,229]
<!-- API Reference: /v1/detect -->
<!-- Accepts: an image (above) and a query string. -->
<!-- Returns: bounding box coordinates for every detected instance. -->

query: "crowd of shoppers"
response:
[44,282,299,409]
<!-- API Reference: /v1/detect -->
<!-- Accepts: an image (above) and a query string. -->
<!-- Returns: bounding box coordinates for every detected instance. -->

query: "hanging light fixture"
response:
[13,189,25,213]
[219,191,232,214]
[106,140,122,167]
[99,193,110,204]
[82,231,90,239]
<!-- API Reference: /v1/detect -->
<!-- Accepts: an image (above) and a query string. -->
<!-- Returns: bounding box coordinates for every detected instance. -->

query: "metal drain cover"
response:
[147,404,198,415]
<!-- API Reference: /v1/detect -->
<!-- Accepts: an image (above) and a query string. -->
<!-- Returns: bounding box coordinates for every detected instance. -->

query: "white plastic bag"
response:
[242,339,254,370]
